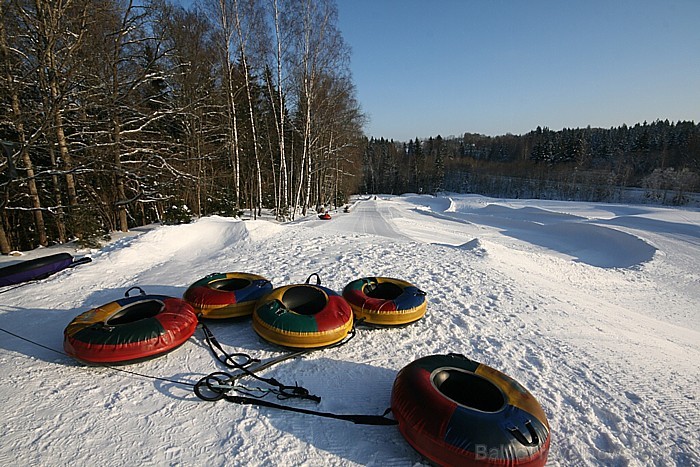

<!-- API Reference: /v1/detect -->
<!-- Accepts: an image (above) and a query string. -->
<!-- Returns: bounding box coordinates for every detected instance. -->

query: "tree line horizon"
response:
[1,0,698,254]
[362,119,699,205]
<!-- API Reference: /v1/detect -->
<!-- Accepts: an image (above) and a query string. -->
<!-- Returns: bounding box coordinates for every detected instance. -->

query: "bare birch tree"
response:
[206,0,243,210]
[232,0,264,217]
[287,0,348,216]
[265,0,290,220]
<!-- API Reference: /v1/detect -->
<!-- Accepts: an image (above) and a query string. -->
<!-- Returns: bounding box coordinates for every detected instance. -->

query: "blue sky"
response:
[175,0,699,141]
[335,0,700,141]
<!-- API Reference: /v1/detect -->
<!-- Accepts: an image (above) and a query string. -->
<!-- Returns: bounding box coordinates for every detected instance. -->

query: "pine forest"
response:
[362,121,699,206]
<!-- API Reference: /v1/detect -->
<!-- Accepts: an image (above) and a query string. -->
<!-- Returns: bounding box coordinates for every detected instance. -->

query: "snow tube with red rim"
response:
[342,276,427,326]
[318,212,331,220]
[183,272,272,319]
[252,279,353,349]
[64,292,198,364]
[391,353,550,467]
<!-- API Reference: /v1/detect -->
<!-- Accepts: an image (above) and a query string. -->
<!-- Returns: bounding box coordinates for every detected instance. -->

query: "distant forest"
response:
[361,120,700,205]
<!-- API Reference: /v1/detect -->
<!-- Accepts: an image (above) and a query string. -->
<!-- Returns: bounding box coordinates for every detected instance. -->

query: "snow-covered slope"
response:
[1,194,698,466]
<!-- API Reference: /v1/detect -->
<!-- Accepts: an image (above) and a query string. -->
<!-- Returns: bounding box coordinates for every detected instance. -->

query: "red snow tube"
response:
[64,291,198,364]
[183,272,273,319]
[391,354,550,467]
[318,212,331,220]
[342,276,427,326]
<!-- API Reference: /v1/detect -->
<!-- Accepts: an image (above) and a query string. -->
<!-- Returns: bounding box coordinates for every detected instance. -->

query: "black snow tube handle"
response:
[305,273,321,286]
[446,352,473,362]
[508,420,540,447]
[125,286,147,297]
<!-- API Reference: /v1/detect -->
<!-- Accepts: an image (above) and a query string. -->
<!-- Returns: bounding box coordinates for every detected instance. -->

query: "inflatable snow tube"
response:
[0,252,90,287]
[318,212,331,220]
[64,293,198,364]
[183,272,273,319]
[252,283,353,348]
[342,277,427,326]
[391,354,550,467]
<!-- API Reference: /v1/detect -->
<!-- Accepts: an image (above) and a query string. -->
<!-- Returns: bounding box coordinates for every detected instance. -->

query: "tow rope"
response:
[199,322,319,402]
[194,369,396,426]
[196,316,396,426]
[196,273,359,403]
[218,392,396,426]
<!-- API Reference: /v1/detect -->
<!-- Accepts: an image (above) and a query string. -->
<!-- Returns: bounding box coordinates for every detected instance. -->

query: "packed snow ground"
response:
[1,194,698,466]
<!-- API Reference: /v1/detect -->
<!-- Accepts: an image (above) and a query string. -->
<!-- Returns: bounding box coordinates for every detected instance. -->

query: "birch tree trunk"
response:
[47,144,67,243]
[212,0,242,210]
[0,143,14,253]
[233,0,263,217]
[269,0,288,219]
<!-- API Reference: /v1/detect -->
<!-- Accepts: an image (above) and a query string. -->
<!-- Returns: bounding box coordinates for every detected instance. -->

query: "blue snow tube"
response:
[0,253,90,287]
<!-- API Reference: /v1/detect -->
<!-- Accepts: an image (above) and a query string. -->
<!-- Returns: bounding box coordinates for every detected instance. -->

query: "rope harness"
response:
[194,322,395,425]
[198,322,320,402]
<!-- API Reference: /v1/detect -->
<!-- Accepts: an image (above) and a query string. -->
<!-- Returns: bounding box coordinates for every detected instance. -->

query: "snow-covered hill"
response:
[1,194,698,466]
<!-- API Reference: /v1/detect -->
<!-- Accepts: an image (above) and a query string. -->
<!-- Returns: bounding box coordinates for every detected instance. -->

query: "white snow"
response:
[1,194,698,466]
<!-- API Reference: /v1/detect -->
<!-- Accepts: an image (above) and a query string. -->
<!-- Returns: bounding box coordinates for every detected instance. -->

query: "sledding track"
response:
[309,198,409,239]
[1,194,698,466]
